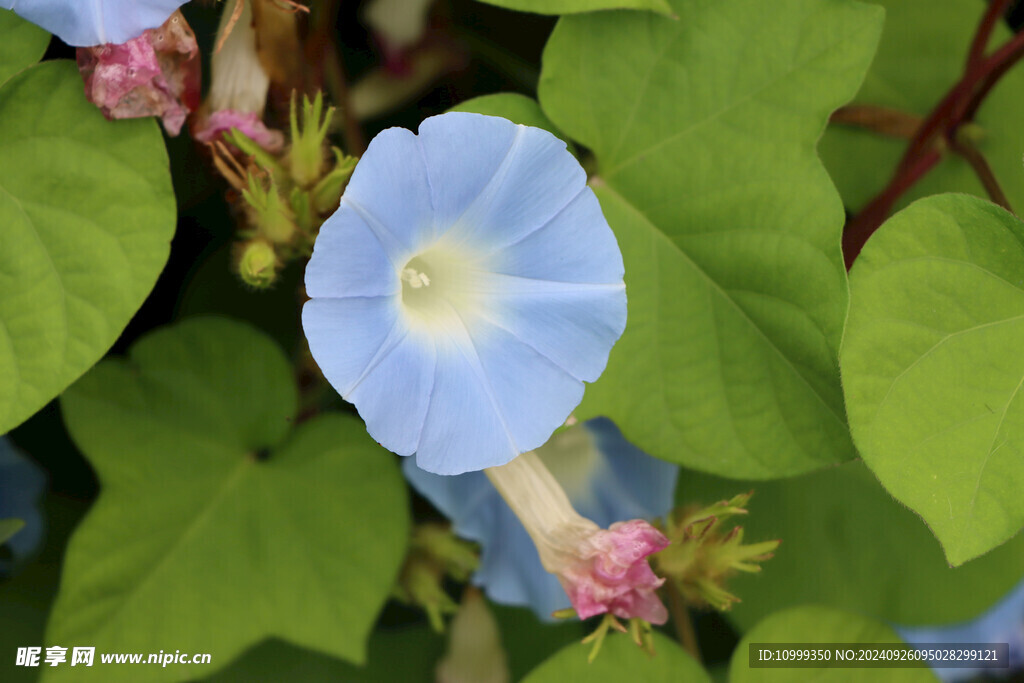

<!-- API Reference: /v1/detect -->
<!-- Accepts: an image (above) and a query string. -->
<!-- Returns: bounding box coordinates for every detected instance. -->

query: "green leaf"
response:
[677,460,1024,630]
[729,606,938,682]
[0,9,48,86]
[208,628,444,683]
[0,518,23,545]
[450,93,575,152]
[50,318,409,681]
[475,0,672,17]
[820,0,1024,213]
[841,194,1024,566]
[522,631,709,682]
[538,0,883,477]
[489,603,587,681]
[0,60,175,436]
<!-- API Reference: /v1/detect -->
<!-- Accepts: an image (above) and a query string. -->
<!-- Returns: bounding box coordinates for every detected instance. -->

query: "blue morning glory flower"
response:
[1,0,188,47]
[896,578,1024,682]
[303,112,626,475]
[0,437,46,575]
[403,418,678,619]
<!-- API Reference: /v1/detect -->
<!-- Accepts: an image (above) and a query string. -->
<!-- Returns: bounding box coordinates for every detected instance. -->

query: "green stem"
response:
[666,581,701,663]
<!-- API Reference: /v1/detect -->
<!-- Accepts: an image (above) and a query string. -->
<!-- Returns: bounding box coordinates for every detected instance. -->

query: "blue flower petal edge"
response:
[303,112,626,475]
[896,578,1024,682]
[403,418,678,620]
[0,436,46,575]
[1,0,188,47]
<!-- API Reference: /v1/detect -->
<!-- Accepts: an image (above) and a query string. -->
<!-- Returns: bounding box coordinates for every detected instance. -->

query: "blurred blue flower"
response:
[403,418,678,619]
[1,0,188,47]
[897,578,1024,682]
[0,437,46,575]
[303,112,626,475]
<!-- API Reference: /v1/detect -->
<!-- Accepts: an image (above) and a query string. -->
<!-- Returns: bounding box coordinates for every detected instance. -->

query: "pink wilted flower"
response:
[484,451,669,624]
[195,111,282,152]
[76,10,199,136]
[192,0,284,152]
[560,520,669,622]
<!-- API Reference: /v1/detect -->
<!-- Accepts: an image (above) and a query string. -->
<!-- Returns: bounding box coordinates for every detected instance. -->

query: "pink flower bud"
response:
[76,11,199,136]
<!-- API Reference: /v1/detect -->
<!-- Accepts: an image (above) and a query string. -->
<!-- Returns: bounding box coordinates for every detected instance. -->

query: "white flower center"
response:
[399,243,489,335]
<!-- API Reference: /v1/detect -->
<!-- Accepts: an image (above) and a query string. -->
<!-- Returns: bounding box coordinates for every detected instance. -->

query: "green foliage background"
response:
[1,0,1023,680]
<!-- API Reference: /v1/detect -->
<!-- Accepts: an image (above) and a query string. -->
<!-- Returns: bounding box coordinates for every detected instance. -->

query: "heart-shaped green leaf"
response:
[209,629,445,683]
[730,606,938,682]
[523,631,709,682]
[475,0,672,16]
[539,0,883,477]
[0,60,175,435]
[0,9,48,86]
[49,318,409,681]
[451,94,573,149]
[678,461,1024,630]
[842,194,1024,566]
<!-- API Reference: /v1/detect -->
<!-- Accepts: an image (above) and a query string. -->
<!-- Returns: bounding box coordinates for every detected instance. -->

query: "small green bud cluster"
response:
[653,492,780,611]
[216,90,357,289]
[391,523,480,632]
[236,239,278,289]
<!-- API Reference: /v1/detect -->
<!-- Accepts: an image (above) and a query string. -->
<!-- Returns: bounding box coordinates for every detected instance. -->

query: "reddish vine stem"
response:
[843,1,1024,268]
[962,26,1024,120]
[966,0,1014,69]
[842,149,941,268]
[949,137,1013,213]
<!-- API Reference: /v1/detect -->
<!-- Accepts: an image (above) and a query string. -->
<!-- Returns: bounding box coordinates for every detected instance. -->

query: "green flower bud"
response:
[311,149,357,214]
[241,174,297,245]
[411,523,479,582]
[237,239,278,289]
[288,91,335,188]
[654,492,780,611]
[391,523,480,631]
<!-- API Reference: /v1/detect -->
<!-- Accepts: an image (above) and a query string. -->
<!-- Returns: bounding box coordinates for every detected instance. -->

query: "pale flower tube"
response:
[484,450,669,623]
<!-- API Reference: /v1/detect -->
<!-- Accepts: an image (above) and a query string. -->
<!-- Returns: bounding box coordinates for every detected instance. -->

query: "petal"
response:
[416,113,519,230]
[581,418,679,524]
[402,458,570,618]
[494,187,624,285]
[897,577,1024,677]
[414,335,517,475]
[3,0,188,47]
[301,296,399,396]
[417,114,586,251]
[467,318,584,452]
[341,126,434,258]
[478,275,626,382]
[0,438,46,572]
[415,316,583,474]
[473,510,571,618]
[305,207,399,299]
[349,327,436,456]
[193,111,284,152]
